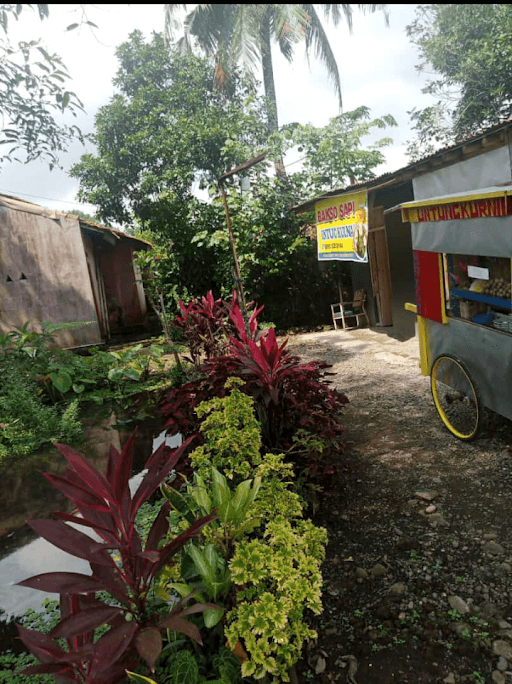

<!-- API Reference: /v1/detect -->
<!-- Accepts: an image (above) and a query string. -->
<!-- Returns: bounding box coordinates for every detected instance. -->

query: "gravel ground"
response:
[286,327,512,684]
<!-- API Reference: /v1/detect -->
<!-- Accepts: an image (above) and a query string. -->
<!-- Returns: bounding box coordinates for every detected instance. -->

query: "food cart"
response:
[394,186,512,440]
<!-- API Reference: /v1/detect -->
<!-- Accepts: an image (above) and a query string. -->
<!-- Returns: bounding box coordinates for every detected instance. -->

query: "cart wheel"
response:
[430,354,482,441]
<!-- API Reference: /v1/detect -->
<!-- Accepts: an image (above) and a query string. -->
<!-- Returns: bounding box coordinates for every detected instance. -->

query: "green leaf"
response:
[89,395,104,405]
[204,606,224,628]
[231,479,253,517]
[50,370,72,393]
[123,367,141,381]
[72,383,85,394]
[189,545,216,590]
[191,475,212,513]
[108,367,124,383]
[211,468,230,509]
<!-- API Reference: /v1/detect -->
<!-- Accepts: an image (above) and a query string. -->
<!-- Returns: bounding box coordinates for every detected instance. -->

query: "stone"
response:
[425,504,436,513]
[493,640,512,659]
[448,595,470,614]
[429,513,449,527]
[370,563,388,577]
[492,671,505,684]
[484,541,505,555]
[315,655,326,675]
[499,562,512,573]
[415,491,437,501]
[497,656,508,672]
[498,620,512,630]
[484,532,498,540]
[355,567,368,579]
[390,582,407,595]
[443,673,456,684]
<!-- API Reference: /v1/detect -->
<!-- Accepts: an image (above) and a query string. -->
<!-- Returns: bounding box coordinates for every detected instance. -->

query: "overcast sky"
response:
[0,4,436,217]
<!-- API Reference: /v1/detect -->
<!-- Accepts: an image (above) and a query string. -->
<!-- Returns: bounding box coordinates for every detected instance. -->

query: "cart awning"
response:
[388,185,512,223]
[389,185,512,256]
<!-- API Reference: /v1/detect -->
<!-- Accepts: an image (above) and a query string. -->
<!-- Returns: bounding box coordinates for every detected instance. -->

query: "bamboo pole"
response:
[219,181,249,323]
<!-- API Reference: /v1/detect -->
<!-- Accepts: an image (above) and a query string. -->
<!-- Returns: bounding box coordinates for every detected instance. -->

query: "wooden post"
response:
[219,181,249,322]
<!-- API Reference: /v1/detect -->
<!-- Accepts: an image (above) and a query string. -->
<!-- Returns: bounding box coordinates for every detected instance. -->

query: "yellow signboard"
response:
[315,190,368,262]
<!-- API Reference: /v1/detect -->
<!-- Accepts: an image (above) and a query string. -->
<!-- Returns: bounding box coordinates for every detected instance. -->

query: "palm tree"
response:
[164,4,388,134]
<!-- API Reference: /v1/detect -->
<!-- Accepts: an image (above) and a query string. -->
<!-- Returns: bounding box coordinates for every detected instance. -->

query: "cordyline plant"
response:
[16,432,218,683]
[171,290,263,368]
[161,302,349,477]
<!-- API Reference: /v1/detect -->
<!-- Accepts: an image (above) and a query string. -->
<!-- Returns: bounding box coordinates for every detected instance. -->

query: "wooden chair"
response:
[331,289,369,330]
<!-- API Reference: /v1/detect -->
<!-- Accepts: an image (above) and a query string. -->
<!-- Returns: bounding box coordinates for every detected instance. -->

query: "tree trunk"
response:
[260,13,286,178]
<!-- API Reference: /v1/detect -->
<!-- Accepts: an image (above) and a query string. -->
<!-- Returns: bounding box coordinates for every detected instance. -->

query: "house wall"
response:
[81,232,110,339]
[0,208,102,347]
[100,243,146,331]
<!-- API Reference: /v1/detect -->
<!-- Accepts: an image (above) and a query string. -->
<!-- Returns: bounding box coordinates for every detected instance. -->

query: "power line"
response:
[0,187,93,207]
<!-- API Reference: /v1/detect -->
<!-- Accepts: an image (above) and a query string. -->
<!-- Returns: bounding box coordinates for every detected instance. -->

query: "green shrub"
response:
[0,358,83,464]
[159,382,326,682]
[189,382,304,521]
[226,517,327,682]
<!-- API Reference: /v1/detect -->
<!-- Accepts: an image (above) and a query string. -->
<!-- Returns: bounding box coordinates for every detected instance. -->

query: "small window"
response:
[20,272,27,280]
[5,275,12,282]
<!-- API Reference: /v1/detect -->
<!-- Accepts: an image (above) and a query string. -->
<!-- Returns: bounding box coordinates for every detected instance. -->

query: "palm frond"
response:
[319,4,354,31]
[164,4,189,46]
[231,5,264,84]
[269,4,309,62]
[302,4,343,110]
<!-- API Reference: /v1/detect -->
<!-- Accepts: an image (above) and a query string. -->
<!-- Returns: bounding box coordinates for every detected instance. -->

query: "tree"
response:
[72,30,394,329]
[70,208,101,223]
[71,31,274,310]
[406,4,512,161]
[0,4,86,169]
[285,106,396,201]
[164,4,388,134]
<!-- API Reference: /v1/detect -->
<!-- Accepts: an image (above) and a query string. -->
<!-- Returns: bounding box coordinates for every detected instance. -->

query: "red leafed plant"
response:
[160,301,349,477]
[171,290,263,368]
[16,433,218,683]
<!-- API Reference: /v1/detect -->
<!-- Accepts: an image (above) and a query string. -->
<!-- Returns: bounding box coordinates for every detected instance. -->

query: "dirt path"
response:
[287,328,512,684]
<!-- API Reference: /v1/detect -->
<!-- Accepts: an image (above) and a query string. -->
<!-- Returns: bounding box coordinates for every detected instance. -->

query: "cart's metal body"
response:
[396,186,512,422]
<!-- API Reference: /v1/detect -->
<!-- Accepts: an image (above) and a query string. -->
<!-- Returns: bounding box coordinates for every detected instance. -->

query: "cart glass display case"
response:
[444,254,512,328]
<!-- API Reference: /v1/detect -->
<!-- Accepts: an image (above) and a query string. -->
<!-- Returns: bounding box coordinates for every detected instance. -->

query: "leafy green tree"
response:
[406,4,512,160]
[71,31,271,224]
[164,4,388,133]
[71,31,274,313]
[69,208,102,223]
[286,106,396,200]
[0,4,85,169]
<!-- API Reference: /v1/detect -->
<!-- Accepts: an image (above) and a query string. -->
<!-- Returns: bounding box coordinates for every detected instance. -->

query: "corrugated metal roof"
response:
[292,119,512,214]
[0,193,151,248]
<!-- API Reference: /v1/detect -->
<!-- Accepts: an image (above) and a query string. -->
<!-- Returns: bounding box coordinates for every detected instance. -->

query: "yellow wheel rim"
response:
[431,356,480,440]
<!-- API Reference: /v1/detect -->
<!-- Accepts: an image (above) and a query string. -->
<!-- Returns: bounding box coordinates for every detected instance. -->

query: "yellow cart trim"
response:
[404,302,430,375]
[438,254,449,324]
